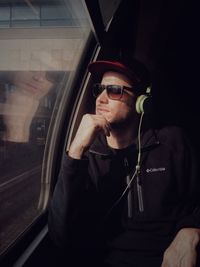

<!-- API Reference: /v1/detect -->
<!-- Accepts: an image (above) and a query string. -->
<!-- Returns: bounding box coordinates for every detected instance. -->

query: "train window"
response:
[98,0,122,28]
[0,0,93,256]
[0,6,10,28]
[0,1,89,28]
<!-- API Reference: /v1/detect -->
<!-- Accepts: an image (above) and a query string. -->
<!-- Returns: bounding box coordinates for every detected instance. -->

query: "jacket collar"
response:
[89,128,160,157]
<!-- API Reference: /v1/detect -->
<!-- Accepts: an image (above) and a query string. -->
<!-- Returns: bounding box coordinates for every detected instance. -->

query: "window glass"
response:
[41,4,71,20]
[0,0,90,28]
[98,0,122,28]
[41,19,74,27]
[0,6,10,21]
[12,20,40,27]
[0,22,10,28]
[12,5,40,20]
[0,0,93,255]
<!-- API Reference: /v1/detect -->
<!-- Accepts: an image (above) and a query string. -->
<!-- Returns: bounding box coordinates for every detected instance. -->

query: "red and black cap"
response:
[88,57,151,94]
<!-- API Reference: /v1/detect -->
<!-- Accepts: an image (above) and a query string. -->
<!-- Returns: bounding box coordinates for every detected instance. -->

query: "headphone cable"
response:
[103,112,144,220]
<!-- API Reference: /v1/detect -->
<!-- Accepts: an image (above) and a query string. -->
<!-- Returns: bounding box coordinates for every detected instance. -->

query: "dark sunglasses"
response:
[93,83,133,100]
[45,71,65,83]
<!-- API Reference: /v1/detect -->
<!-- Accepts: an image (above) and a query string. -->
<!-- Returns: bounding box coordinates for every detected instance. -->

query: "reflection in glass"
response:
[0,70,65,253]
[12,20,40,28]
[0,6,10,20]
[12,5,40,20]
[0,0,92,257]
[0,71,63,143]
[41,4,71,20]
[0,1,88,28]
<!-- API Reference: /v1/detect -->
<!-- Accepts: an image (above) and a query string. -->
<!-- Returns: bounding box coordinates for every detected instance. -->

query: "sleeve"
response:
[175,129,200,232]
[48,151,92,248]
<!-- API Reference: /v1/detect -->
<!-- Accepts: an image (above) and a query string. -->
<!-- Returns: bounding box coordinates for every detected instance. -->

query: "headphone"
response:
[102,86,152,219]
[135,86,152,114]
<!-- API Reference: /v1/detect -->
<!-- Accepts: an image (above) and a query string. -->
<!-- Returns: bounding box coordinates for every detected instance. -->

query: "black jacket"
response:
[48,126,200,266]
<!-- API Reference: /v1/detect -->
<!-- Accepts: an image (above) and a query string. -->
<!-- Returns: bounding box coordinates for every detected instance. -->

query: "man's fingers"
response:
[92,115,111,136]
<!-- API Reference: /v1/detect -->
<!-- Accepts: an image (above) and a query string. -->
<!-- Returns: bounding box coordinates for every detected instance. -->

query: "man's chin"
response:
[109,117,134,129]
[96,111,110,120]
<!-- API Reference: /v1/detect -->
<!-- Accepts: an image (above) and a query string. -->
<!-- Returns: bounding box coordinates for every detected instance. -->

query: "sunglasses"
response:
[45,71,65,83]
[93,83,133,100]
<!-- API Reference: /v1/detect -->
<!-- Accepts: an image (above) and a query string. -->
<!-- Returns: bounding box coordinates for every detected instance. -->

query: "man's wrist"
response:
[177,228,200,248]
[3,125,30,143]
[68,143,85,159]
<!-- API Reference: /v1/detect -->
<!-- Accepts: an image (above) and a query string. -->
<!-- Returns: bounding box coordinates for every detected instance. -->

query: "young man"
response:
[48,57,200,267]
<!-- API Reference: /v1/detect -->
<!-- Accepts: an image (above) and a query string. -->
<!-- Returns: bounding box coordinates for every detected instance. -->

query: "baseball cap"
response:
[88,56,151,94]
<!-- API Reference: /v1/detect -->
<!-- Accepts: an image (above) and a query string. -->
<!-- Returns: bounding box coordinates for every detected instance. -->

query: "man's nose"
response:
[32,72,46,82]
[97,89,109,103]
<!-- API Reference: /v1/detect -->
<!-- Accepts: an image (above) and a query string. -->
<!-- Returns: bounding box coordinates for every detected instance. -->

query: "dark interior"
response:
[1,0,199,266]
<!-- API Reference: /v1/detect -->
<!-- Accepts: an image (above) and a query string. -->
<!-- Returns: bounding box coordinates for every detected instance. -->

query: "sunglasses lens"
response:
[46,71,64,83]
[93,84,123,99]
[93,83,104,97]
[107,85,122,99]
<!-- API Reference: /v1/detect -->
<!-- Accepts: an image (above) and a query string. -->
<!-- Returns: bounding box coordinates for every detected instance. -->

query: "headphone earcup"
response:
[136,94,152,114]
[136,94,148,114]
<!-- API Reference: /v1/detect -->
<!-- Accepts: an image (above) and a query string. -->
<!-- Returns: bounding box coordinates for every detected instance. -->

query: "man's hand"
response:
[161,228,200,267]
[2,90,40,142]
[68,114,111,159]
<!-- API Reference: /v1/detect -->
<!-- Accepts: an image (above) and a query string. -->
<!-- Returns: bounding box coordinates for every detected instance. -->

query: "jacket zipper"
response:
[126,172,133,218]
[136,171,144,212]
[124,158,133,218]
[124,158,144,215]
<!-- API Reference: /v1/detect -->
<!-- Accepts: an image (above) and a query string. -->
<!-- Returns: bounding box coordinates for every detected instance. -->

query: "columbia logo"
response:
[146,167,166,173]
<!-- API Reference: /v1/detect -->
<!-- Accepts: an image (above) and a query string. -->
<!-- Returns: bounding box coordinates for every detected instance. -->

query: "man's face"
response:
[11,71,54,99]
[95,71,137,125]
